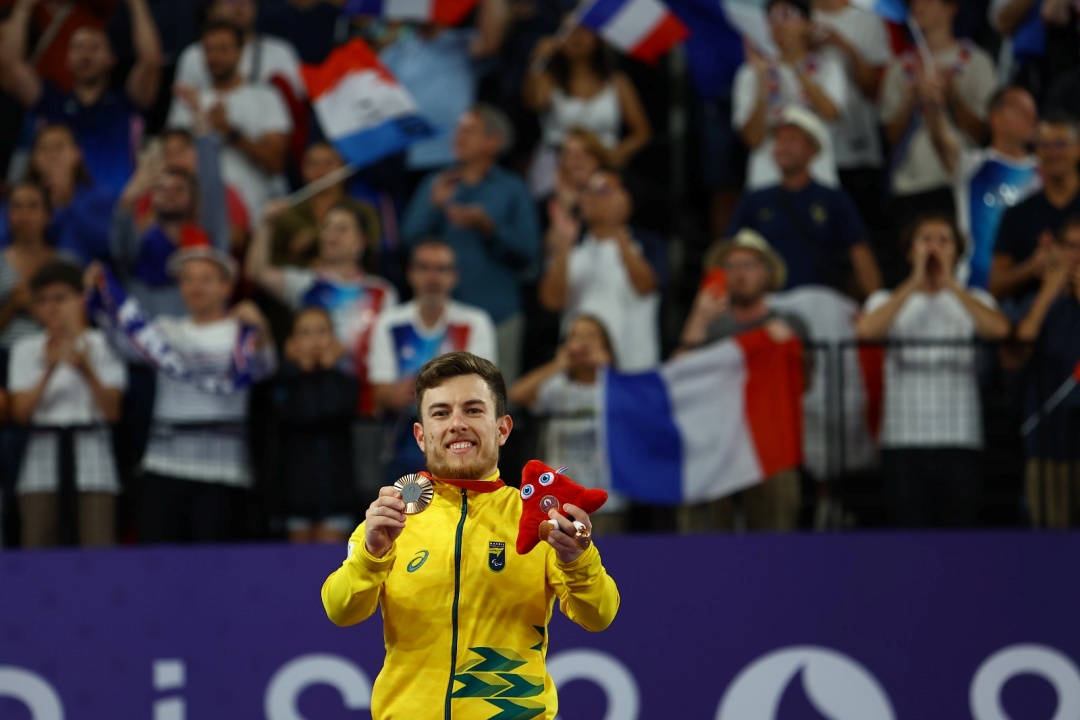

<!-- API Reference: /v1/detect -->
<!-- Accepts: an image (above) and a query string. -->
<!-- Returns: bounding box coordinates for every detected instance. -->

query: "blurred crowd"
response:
[0,0,1078,549]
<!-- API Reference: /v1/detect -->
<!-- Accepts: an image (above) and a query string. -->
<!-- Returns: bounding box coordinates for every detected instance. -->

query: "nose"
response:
[447,409,470,432]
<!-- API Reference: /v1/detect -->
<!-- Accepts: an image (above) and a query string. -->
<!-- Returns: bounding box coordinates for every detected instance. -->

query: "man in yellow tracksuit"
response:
[322,351,620,719]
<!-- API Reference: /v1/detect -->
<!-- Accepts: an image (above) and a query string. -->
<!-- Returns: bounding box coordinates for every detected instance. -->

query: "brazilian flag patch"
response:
[489,541,506,573]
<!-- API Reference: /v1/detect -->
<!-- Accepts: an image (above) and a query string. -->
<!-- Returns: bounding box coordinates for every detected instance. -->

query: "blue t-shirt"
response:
[727,181,868,290]
[33,84,141,198]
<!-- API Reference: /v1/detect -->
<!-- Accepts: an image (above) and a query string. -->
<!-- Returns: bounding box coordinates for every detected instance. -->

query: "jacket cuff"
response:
[555,541,600,572]
[355,541,396,572]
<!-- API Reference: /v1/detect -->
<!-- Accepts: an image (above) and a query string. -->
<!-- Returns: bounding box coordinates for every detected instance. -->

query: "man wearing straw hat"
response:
[675,228,809,532]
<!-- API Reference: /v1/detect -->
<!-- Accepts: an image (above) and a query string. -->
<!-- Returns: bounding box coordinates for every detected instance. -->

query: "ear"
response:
[496,414,513,447]
[413,421,426,452]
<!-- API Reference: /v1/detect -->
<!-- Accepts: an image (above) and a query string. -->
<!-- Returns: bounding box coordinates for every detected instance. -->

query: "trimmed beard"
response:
[423,441,499,480]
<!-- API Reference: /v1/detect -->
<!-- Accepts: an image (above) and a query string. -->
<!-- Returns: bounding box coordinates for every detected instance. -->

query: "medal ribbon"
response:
[420,472,506,493]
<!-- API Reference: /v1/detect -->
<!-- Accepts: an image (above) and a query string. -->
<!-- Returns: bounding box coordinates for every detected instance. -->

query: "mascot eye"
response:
[520,484,535,499]
[539,472,554,486]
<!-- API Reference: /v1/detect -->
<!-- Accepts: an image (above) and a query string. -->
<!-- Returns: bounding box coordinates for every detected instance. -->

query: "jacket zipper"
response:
[445,488,468,719]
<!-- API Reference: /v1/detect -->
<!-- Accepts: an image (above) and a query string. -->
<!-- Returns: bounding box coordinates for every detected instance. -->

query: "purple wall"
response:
[2,533,1079,719]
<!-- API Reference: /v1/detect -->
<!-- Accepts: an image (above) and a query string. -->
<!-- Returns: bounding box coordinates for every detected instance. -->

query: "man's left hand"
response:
[545,503,593,563]
[446,204,494,234]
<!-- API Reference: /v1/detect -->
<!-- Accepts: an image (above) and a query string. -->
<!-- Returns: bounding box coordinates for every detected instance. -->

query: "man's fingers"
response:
[561,503,592,532]
[367,503,406,525]
[547,508,576,535]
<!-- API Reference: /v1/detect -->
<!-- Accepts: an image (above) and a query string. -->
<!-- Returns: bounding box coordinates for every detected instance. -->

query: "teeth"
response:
[450,442,474,450]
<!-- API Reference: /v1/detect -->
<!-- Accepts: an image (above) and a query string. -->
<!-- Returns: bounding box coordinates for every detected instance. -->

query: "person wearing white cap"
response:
[675,229,808,531]
[731,0,848,190]
[727,106,882,298]
[86,246,277,544]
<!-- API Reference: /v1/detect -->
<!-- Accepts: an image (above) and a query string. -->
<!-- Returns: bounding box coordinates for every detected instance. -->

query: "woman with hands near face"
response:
[269,307,359,545]
[856,213,1011,342]
[855,213,1010,528]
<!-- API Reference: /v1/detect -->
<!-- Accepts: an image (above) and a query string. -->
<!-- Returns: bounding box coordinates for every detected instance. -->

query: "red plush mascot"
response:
[516,460,607,554]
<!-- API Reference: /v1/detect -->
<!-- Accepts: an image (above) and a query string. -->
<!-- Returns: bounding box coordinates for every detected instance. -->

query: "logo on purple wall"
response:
[716,646,895,720]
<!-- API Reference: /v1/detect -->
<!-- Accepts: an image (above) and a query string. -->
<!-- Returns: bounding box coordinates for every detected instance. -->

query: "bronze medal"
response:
[394,474,434,515]
[573,520,592,549]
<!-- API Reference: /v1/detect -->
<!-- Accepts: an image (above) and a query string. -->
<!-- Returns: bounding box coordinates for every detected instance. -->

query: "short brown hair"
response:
[415,352,507,420]
[30,259,83,294]
[900,210,967,263]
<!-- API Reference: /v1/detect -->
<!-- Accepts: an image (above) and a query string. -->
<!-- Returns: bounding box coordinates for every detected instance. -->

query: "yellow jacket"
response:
[321,474,620,720]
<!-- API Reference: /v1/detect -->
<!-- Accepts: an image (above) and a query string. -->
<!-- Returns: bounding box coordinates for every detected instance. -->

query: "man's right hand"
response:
[364,487,408,558]
[431,170,460,208]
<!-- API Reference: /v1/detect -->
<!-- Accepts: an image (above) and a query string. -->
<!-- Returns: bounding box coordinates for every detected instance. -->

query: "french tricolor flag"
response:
[578,0,689,63]
[344,0,479,26]
[601,327,804,504]
[301,40,434,170]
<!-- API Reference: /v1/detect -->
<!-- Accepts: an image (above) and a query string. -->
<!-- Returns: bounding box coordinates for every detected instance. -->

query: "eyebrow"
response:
[426,399,488,414]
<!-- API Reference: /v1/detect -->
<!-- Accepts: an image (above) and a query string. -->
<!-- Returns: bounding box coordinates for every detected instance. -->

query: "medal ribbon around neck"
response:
[419,471,506,493]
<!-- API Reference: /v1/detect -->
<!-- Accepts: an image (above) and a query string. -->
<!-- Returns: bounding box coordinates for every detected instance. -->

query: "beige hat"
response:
[773,104,828,151]
[705,228,788,291]
[167,245,239,282]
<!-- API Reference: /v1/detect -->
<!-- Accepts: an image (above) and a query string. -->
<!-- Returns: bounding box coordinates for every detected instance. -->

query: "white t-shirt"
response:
[813,5,891,169]
[880,42,997,196]
[174,35,305,98]
[532,373,625,513]
[9,330,127,425]
[166,84,292,224]
[731,53,847,190]
[9,329,127,494]
[564,233,660,372]
[864,288,997,449]
[368,299,497,383]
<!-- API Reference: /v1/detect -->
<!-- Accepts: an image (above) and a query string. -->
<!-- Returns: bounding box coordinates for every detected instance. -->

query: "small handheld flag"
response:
[301,39,435,171]
[578,0,689,63]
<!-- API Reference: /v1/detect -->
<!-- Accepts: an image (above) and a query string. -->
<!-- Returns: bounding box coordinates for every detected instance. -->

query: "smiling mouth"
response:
[447,440,476,454]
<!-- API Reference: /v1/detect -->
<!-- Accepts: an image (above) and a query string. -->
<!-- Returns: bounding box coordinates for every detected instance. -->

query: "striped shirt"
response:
[136,316,276,486]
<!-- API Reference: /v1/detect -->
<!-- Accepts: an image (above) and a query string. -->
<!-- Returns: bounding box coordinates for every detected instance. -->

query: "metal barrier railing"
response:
[2,338,1076,547]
